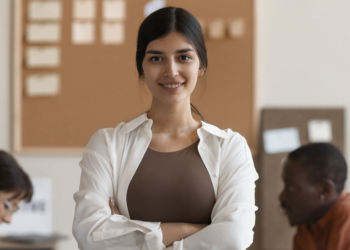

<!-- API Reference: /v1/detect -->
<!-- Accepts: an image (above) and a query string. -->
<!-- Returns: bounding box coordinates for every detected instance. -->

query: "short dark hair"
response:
[0,150,33,202]
[136,7,207,77]
[288,143,347,194]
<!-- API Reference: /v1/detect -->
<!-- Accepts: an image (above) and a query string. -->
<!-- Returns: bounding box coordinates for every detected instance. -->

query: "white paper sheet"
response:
[228,17,245,38]
[72,21,95,44]
[263,127,301,154]
[103,0,126,20]
[28,0,62,20]
[26,23,61,43]
[101,22,124,44]
[308,119,333,142]
[144,0,166,17]
[208,18,226,40]
[26,46,60,68]
[73,0,96,19]
[26,74,60,97]
[0,179,52,236]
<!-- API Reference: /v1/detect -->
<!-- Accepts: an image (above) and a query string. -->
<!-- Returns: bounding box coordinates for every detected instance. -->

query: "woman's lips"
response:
[159,82,184,92]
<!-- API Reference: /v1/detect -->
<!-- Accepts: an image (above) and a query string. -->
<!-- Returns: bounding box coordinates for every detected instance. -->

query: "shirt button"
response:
[213,173,218,178]
[201,146,206,150]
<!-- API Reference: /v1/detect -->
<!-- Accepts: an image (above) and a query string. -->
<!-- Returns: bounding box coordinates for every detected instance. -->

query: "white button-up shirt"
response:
[73,113,259,250]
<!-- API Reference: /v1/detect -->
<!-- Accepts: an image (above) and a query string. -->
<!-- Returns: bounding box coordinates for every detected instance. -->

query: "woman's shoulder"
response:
[85,113,150,151]
[201,120,245,143]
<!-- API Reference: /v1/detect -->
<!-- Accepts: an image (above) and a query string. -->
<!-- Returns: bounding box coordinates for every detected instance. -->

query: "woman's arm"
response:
[73,130,164,250]
[109,198,208,247]
[160,223,207,247]
[169,134,259,249]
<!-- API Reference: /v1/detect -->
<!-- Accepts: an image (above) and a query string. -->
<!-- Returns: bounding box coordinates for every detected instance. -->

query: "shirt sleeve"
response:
[171,134,259,250]
[326,205,350,250]
[72,130,165,250]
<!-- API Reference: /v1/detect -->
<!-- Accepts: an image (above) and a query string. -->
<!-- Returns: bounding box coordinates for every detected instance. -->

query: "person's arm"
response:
[73,129,164,250]
[109,198,207,247]
[326,208,350,250]
[170,133,259,249]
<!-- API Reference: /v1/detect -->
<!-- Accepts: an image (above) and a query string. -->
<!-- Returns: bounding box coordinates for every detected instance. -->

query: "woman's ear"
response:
[198,67,205,77]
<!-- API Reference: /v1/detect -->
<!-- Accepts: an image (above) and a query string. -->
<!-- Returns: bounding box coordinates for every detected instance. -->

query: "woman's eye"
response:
[179,55,191,61]
[150,57,162,62]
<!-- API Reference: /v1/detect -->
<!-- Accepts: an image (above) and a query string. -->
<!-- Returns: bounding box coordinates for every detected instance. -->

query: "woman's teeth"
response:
[163,83,182,88]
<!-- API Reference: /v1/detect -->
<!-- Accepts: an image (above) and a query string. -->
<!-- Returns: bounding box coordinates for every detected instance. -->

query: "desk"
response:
[0,240,56,250]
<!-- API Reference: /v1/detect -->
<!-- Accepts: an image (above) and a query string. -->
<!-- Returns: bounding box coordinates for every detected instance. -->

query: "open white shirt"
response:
[73,113,259,250]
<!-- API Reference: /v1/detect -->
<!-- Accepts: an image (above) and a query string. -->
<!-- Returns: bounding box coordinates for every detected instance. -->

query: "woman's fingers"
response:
[109,196,120,215]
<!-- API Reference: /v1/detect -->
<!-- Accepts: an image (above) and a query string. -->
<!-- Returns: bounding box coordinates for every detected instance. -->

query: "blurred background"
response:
[0,0,349,249]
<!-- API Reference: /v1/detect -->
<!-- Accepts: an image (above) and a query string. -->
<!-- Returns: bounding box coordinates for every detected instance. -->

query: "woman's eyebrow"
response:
[146,50,163,54]
[145,48,194,54]
[176,48,194,53]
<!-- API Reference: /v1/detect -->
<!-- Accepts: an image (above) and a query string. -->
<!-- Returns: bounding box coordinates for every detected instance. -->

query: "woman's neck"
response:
[147,99,200,136]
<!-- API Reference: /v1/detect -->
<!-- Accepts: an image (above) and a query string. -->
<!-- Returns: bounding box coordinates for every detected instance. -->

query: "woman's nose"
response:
[164,60,179,78]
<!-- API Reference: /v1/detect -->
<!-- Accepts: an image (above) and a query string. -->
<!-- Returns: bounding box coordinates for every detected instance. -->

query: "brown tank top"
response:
[127,140,215,224]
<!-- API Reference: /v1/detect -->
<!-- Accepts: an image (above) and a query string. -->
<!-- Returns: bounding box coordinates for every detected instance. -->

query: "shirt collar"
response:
[314,190,348,230]
[123,113,151,134]
[123,113,229,139]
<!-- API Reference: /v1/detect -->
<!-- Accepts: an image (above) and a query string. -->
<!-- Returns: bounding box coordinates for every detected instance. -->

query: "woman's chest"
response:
[126,141,216,224]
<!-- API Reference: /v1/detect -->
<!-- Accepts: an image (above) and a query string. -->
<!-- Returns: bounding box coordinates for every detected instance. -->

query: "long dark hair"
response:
[136,7,207,121]
[0,150,33,202]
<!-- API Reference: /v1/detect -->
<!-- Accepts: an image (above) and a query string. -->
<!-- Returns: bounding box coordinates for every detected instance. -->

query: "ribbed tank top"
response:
[127,140,215,224]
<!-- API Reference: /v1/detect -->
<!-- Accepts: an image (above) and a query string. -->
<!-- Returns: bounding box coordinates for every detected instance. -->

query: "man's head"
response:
[279,143,347,226]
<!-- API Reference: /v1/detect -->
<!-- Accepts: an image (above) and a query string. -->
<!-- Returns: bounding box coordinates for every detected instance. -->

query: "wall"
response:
[1,1,350,250]
[255,0,350,190]
[0,2,81,249]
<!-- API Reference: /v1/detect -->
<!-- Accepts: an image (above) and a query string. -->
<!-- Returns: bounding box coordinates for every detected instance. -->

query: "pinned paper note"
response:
[28,0,62,20]
[72,21,95,44]
[263,127,301,154]
[26,74,60,97]
[102,0,126,20]
[208,18,226,40]
[101,22,124,44]
[26,23,61,43]
[144,0,166,17]
[26,46,60,68]
[73,0,96,19]
[0,179,52,236]
[197,18,206,35]
[228,17,245,38]
[308,119,333,142]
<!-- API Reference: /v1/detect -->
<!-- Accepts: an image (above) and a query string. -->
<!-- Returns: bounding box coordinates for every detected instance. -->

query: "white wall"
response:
[255,0,350,190]
[0,2,81,249]
[1,1,350,250]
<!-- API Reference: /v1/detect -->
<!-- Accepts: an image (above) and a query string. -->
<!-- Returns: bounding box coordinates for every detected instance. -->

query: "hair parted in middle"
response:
[135,7,208,121]
[136,6,208,78]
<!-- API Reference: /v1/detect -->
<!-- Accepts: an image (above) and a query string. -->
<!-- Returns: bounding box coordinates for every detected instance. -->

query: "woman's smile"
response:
[159,82,185,92]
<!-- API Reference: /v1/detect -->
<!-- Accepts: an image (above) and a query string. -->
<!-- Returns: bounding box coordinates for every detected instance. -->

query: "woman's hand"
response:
[161,223,208,247]
[109,196,207,246]
[109,197,120,215]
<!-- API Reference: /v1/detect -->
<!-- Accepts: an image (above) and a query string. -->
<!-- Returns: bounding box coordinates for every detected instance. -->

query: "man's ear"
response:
[319,179,337,201]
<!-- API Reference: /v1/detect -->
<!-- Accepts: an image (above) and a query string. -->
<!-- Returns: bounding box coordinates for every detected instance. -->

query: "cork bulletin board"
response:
[13,0,255,153]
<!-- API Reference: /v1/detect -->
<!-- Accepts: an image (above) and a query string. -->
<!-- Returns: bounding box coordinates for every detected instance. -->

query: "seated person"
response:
[0,150,33,224]
[279,143,350,250]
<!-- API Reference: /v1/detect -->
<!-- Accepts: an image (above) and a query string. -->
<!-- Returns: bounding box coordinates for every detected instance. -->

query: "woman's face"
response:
[142,31,203,105]
[0,191,23,224]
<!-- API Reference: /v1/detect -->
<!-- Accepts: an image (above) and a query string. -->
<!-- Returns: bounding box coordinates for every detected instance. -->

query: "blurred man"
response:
[279,143,350,250]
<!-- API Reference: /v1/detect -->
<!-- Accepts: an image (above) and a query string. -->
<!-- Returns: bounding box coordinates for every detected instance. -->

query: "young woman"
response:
[73,7,258,250]
[0,150,33,224]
